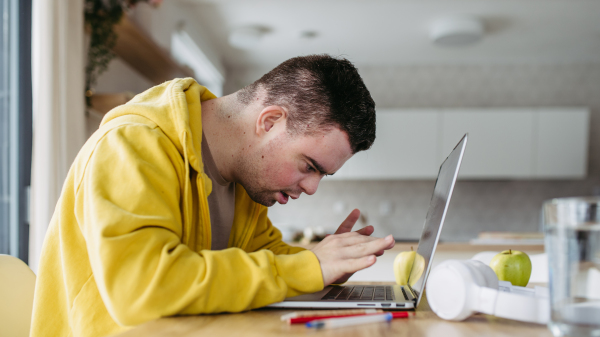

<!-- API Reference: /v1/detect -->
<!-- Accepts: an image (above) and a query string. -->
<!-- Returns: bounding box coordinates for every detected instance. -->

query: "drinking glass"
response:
[543,197,600,337]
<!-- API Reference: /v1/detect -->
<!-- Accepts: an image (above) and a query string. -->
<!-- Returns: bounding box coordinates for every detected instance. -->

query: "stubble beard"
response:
[245,186,277,207]
[235,150,278,207]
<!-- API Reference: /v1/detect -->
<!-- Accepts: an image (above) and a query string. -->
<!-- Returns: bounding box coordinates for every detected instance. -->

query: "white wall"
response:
[224,63,600,242]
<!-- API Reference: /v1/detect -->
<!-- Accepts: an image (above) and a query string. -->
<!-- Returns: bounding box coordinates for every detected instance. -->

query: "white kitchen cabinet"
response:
[327,110,440,180]
[440,109,535,179]
[326,107,589,180]
[534,108,589,179]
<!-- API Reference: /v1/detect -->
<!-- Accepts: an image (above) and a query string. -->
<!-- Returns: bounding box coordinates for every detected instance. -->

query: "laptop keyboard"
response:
[321,286,395,301]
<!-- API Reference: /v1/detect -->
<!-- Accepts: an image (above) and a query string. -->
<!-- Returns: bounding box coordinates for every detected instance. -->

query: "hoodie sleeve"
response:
[75,124,323,327]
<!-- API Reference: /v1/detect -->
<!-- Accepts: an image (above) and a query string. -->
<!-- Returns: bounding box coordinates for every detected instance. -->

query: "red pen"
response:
[288,311,411,324]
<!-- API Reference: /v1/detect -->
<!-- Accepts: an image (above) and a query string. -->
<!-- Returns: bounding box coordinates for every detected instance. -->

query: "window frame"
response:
[1,0,32,262]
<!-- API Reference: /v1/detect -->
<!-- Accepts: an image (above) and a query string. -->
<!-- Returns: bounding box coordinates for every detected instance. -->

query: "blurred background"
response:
[1,0,599,269]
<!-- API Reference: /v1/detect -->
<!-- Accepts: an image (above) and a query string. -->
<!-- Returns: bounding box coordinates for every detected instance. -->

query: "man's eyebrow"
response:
[305,155,334,176]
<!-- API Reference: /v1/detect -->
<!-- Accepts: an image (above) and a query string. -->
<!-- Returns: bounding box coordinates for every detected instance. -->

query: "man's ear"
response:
[256,105,288,135]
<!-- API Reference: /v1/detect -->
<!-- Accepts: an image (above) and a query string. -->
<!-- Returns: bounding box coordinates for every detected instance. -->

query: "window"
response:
[0,0,32,262]
[171,30,224,97]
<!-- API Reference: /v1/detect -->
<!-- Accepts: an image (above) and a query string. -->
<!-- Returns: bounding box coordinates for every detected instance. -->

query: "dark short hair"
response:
[237,54,376,153]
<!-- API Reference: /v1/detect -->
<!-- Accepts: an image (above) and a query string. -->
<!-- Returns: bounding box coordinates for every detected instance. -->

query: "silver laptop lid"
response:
[408,134,467,306]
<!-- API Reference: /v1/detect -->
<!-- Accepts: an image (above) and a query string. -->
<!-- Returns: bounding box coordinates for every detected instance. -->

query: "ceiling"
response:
[180,0,600,70]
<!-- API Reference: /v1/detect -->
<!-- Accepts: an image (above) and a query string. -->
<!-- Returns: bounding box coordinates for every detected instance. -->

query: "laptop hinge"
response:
[406,285,419,303]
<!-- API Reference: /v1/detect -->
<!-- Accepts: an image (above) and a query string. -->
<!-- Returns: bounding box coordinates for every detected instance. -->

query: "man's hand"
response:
[311,209,395,286]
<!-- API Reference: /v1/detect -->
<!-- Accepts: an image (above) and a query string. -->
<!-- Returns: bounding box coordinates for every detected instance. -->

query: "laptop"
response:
[268,133,468,310]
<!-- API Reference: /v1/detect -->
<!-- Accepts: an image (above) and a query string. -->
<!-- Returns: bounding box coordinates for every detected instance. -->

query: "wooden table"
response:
[115,284,551,337]
[114,243,550,337]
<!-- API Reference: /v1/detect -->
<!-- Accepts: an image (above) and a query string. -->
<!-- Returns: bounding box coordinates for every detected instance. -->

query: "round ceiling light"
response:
[228,26,265,50]
[430,16,484,47]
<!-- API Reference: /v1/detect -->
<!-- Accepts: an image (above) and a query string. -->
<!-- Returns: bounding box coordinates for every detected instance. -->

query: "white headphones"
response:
[426,259,550,324]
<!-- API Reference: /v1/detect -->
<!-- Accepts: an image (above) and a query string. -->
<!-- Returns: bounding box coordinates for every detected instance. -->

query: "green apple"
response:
[489,249,532,287]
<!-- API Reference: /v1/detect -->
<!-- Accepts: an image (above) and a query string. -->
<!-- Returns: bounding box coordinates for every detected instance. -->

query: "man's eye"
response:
[306,164,315,172]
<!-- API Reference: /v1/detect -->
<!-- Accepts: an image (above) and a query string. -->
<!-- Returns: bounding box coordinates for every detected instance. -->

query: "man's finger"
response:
[343,255,377,274]
[348,235,395,258]
[336,233,382,247]
[334,209,361,234]
[355,225,374,236]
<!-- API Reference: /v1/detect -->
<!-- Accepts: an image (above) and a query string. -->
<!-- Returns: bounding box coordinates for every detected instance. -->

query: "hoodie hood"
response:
[101,78,217,249]
[101,78,217,175]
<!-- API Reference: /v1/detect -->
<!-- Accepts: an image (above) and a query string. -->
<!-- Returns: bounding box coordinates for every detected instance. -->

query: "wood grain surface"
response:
[114,281,552,337]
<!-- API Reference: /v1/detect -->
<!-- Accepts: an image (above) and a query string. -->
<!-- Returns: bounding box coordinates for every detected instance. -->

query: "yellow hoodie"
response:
[30,78,324,337]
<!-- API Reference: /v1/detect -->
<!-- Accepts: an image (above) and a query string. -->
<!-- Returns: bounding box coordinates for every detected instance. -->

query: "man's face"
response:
[238,127,353,207]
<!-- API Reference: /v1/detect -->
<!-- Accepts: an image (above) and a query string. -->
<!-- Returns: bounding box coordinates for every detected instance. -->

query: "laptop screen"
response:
[408,134,467,305]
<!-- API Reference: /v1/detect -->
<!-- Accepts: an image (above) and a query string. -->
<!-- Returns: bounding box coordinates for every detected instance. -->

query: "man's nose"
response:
[299,175,321,196]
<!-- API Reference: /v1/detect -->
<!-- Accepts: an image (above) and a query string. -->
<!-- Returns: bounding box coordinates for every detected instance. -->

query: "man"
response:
[30,55,395,337]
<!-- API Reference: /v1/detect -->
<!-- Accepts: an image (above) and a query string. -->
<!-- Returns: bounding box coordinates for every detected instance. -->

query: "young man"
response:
[30,55,395,336]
